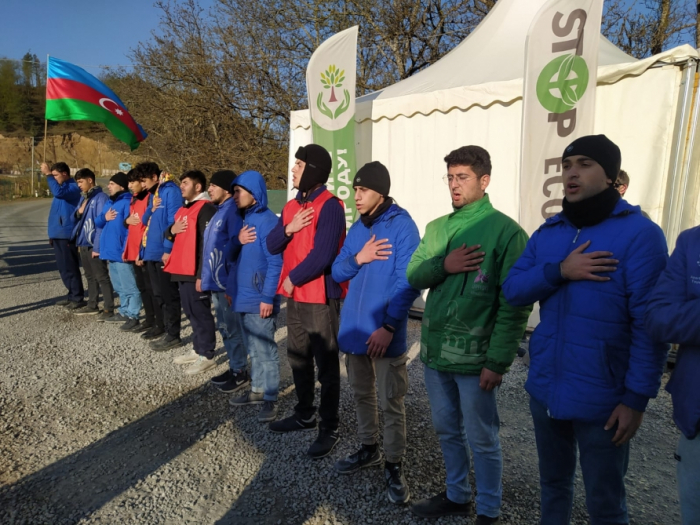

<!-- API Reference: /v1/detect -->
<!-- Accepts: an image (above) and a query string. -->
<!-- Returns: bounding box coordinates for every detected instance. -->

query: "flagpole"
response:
[43,55,49,162]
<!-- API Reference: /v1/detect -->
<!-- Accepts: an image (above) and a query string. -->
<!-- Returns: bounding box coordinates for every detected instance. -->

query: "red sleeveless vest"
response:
[122,194,149,262]
[163,200,207,276]
[277,189,347,304]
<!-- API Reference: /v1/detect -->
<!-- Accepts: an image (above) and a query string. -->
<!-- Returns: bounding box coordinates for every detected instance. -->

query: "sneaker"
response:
[132,320,153,333]
[173,349,199,365]
[55,298,70,306]
[269,414,317,434]
[334,444,382,474]
[141,326,165,340]
[410,492,472,519]
[307,427,340,459]
[151,334,183,352]
[73,305,100,316]
[120,318,141,331]
[476,516,500,525]
[258,401,278,422]
[217,370,251,393]
[105,313,129,323]
[184,355,216,375]
[210,369,233,385]
[385,462,410,505]
[95,311,114,322]
[229,391,264,406]
[64,300,87,310]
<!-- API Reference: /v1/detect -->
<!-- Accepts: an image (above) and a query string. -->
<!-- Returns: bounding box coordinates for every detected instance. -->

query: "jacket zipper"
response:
[573,228,581,243]
[358,225,372,307]
[460,273,469,295]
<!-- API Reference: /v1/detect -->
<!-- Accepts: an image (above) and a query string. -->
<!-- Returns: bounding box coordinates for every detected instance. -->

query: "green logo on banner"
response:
[536,54,589,114]
[318,64,350,120]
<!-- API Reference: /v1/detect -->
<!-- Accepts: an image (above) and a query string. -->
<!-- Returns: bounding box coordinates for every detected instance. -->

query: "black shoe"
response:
[411,492,472,519]
[334,444,382,474]
[132,320,153,333]
[120,318,141,331]
[476,515,500,525]
[269,414,317,434]
[55,298,70,306]
[385,462,410,505]
[210,369,233,385]
[307,427,340,459]
[64,300,87,310]
[150,334,183,352]
[105,313,129,323]
[73,305,100,316]
[95,310,114,322]
[141,327,165,340]
[217,370,250,393]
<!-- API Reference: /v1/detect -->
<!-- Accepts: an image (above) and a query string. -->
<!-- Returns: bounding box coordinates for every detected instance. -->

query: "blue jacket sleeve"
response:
[94,206,108,229]
[621,225,670,411]
[162,187,183,255]
[93,194,108,253]
[646,230,700,345]
[260,217,283,304]
[141,195,153,225]
[331,224,362,283]
[266,215,292,255]
[502,229,563,307]
[224,210,243,263]
[384,217,421,327]
[47,176,79,201]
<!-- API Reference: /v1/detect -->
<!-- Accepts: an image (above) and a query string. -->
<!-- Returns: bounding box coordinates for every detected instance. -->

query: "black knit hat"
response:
[295,144,332,192]
[210,170,237,192]
[562,134,621,183]
[110,172,128,190]
[353,161,391,197]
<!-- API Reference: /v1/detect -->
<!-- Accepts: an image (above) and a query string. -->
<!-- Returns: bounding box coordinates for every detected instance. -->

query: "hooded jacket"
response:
[332,204,421,357]
[95,191,132,262]
[139,181,183,261]
[503,199,669,423]
[72,186,109,252]
[645,226,700,439]
[228,171,283,314]
[202,197,241,292]
[47,176,81,240]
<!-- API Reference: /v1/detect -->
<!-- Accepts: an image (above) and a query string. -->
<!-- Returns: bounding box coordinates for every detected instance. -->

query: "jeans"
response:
[179,281,216,359]
[241,312,280,401]
[52,239,84,302]
[108,261,142,319]
[677,434,700,525]
[78,246,114,311]
[212,292,247,372]
[530,396,630,525]
[346,353,409,463]
[423,365,502,518]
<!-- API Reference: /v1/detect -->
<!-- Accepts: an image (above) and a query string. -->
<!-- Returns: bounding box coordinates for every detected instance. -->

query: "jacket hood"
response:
[543,198,641,228]
[234,170,268,212]
[110,190,132,203]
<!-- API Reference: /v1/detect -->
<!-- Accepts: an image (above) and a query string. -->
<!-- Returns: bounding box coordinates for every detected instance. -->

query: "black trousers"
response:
[52,239,84,302]
[146,260,181,337]
[286,297,341,430]
[133,262,155,324]
[179,281,216,359]
[78,246,114,311]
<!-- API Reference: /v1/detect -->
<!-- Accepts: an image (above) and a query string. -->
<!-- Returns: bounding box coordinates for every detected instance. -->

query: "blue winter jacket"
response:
[229,171,283,314]
[332,204,421,358]
[72,187,109,253]
[202,197,242,292]
[47,176,81,240]
[502,200,669,423]
[645,226,700,439]
[140,181,183,261]
[95,191,132,263]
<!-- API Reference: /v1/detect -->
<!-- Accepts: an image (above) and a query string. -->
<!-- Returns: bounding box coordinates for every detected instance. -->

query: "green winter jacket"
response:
[407,194,532,375]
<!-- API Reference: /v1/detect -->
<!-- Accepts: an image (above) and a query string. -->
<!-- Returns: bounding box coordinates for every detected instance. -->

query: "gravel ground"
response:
[0,200,683,524]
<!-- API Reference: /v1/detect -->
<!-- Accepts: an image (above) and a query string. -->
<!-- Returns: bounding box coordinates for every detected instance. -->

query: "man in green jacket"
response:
[407,146,531,525]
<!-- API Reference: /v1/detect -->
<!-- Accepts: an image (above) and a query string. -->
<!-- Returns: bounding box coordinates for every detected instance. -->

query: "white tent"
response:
[289,0,700,276]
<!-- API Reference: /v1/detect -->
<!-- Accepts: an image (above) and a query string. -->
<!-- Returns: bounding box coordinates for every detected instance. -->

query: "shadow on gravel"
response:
[0,242,57,278]
[0,297,65,319]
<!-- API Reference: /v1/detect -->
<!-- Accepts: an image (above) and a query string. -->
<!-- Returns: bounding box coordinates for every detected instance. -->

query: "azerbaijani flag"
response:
[46,56,147,150]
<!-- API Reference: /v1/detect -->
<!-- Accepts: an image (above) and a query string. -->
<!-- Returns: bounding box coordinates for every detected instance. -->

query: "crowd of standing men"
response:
[41,134,698,525]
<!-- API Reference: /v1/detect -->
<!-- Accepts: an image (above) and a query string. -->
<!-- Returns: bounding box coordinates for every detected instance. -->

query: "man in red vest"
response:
[163,170,218,375]
[267,144,347,459]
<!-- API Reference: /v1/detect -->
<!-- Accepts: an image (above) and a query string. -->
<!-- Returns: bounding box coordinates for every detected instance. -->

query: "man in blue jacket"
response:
[137,162,184,350]
[71,168,114,318]
[331,161,420,505]
[96,172,143,331]
[202,170,248,393]
[228,171,283,423]
[503,135,669,525]
[645,227,700,525]
[41,161,84,307]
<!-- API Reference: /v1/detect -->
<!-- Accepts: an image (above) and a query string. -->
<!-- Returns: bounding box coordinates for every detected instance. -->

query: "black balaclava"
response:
[295,144,332,194]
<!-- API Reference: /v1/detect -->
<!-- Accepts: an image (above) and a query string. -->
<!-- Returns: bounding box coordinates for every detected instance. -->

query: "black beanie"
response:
[562,134,621,183]
[353,161,391,197]
[295,144,332,193]
[110,172,128,190]
[210,170,237,192]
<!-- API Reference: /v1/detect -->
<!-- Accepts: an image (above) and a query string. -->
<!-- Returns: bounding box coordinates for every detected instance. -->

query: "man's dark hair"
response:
[74,168,96,182]
[136,161,160,180]
[181,170,207,192]
[50,162,70,176]
[444,146,492,177]
[615,169,629,187]
[126,169,141,183]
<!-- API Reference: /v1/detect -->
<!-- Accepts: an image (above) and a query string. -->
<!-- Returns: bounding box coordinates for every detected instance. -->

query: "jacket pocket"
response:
[386,353,409,399]
[253,272,264,294]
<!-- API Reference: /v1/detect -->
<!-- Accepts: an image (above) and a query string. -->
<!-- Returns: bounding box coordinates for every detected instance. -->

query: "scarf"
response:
[562,185,620,229]
[361,197,394,227]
